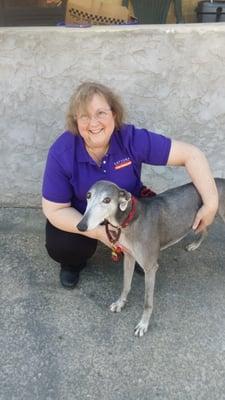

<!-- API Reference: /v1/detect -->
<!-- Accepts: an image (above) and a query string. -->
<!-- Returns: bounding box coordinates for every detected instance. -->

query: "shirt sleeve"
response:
[125,125,172,166]
[42,149,73,203]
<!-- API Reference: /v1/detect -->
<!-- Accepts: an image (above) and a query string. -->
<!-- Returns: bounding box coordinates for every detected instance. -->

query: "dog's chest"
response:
[119,232,136,257]
[119,232,129,246]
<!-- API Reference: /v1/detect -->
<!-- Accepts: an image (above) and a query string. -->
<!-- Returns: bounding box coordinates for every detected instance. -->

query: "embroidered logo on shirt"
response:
[114,158,132,170]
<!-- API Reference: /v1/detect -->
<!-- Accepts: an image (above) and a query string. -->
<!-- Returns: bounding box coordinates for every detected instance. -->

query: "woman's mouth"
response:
[89,128,104,135]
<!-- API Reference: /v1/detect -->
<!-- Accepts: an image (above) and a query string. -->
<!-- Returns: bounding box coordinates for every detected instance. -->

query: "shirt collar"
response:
[76,129,120,163]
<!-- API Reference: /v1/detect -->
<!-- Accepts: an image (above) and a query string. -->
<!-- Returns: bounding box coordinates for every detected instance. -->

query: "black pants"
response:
[45,220,98,270]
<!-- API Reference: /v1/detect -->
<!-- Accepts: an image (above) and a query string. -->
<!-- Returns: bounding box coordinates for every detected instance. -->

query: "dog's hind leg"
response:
[134,262,159,337]
[186,230,207,252]
[110,253,135,313]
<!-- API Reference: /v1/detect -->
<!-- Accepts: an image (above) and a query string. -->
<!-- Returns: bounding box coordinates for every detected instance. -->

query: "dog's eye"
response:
[103,197,111,204]
[86,192,91,199]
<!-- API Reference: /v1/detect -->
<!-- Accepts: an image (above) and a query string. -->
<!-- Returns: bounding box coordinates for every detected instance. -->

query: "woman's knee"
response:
[45,220,97,264]
[45,239,97,264]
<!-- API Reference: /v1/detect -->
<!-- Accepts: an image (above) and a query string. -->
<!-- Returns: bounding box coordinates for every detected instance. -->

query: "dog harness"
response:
[105,187,157,261]
[104,196,137,261]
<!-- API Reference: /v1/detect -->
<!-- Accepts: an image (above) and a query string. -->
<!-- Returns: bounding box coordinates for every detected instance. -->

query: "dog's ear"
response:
[118,190,131,211]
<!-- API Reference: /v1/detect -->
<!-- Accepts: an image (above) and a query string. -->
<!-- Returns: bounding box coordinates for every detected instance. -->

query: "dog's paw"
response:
[109,299,126,313]
[134,321,148,337]
[186,241,200,252]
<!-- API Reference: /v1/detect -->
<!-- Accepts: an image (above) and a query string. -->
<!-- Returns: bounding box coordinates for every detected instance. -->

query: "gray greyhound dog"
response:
[77,178,225,337]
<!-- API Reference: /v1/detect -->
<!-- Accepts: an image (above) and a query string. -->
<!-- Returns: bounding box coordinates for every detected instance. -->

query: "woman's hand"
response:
[192,204,218,233]
[95,225,130,254]
[95,225,113,249]
[167,140,219,232]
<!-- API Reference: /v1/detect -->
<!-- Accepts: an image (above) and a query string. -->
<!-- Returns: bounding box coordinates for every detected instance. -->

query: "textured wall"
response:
[0,24,225,207]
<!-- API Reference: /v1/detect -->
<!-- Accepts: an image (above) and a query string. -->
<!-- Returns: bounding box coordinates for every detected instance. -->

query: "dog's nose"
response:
[77,221,88,232]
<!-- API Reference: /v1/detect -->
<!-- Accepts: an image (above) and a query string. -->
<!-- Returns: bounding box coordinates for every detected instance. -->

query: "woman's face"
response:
[76,94,115,150]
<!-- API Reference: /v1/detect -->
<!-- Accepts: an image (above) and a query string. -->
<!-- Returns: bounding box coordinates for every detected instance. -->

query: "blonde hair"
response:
[66,81,125,134]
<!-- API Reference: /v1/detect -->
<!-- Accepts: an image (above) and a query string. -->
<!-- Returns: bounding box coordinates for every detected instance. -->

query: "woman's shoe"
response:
[59,262,86,289]
[60,267,80,289]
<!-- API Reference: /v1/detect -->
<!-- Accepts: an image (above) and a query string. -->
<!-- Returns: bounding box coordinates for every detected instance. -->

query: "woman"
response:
[42,81,218,288]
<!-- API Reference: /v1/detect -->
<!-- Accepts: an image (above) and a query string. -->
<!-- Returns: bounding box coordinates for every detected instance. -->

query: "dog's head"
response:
[77,180,131,231]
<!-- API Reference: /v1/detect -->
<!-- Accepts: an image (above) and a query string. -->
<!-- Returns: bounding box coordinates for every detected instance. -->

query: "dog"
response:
[77,178,225,337]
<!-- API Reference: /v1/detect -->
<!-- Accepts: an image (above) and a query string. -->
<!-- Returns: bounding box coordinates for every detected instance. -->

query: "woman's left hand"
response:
[167,140,219,234]
[192,204,217,233]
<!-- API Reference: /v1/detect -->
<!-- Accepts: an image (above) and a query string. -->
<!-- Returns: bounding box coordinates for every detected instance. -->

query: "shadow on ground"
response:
[1,208,225,400]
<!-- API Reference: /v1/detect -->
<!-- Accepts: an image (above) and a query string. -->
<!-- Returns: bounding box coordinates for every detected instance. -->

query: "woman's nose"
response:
[89,115,101,126]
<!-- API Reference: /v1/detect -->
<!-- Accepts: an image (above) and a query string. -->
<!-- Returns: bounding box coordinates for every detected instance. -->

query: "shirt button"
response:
[103,160,106,164]
[103,170,106,173]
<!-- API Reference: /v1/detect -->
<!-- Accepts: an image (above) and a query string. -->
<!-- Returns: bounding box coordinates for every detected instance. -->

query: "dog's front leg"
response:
[134,263,158,337]
[110,253,135,313]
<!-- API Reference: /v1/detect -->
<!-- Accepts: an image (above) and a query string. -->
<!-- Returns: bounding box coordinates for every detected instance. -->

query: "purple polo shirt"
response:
[42,124,171,214]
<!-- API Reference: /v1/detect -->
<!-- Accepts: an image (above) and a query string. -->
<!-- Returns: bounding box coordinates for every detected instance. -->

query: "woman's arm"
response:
[42,197,112,248]
[167,140,218,233]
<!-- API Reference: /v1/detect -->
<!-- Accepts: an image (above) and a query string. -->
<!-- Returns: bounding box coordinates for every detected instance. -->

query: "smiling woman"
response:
[76,94,116,159]
[42,81,218,289]
[66,81,124,133]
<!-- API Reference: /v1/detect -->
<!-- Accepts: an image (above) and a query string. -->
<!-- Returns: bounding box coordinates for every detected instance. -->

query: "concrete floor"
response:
[1,207,225,400]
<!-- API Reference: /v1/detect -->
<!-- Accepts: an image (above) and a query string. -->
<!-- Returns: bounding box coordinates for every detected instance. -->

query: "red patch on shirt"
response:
[114,158,132,170]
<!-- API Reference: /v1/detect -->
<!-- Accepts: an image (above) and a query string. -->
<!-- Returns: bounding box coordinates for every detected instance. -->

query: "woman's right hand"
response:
[96,225,130,254]
[95,225,113,249]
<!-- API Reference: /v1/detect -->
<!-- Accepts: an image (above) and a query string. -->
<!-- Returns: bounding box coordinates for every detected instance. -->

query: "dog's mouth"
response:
[77,216,106,232]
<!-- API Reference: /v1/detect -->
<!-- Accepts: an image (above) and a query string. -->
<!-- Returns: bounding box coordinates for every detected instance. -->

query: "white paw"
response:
[134,321,148,337]
[110,299,126,313]
[186,242,199,252]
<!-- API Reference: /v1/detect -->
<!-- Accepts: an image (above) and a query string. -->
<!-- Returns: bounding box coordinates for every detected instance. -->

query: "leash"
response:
[105,221,123,262]
[105,196,137,262]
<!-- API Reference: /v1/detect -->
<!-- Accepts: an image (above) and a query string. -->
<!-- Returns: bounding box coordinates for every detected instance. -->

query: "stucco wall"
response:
[0,24,225,207]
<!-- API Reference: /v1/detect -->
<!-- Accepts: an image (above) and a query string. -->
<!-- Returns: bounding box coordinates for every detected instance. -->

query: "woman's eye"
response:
[103,197,111,204]
[86,192,91,199]
[79,115,89,123]
[96,111,108,120]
